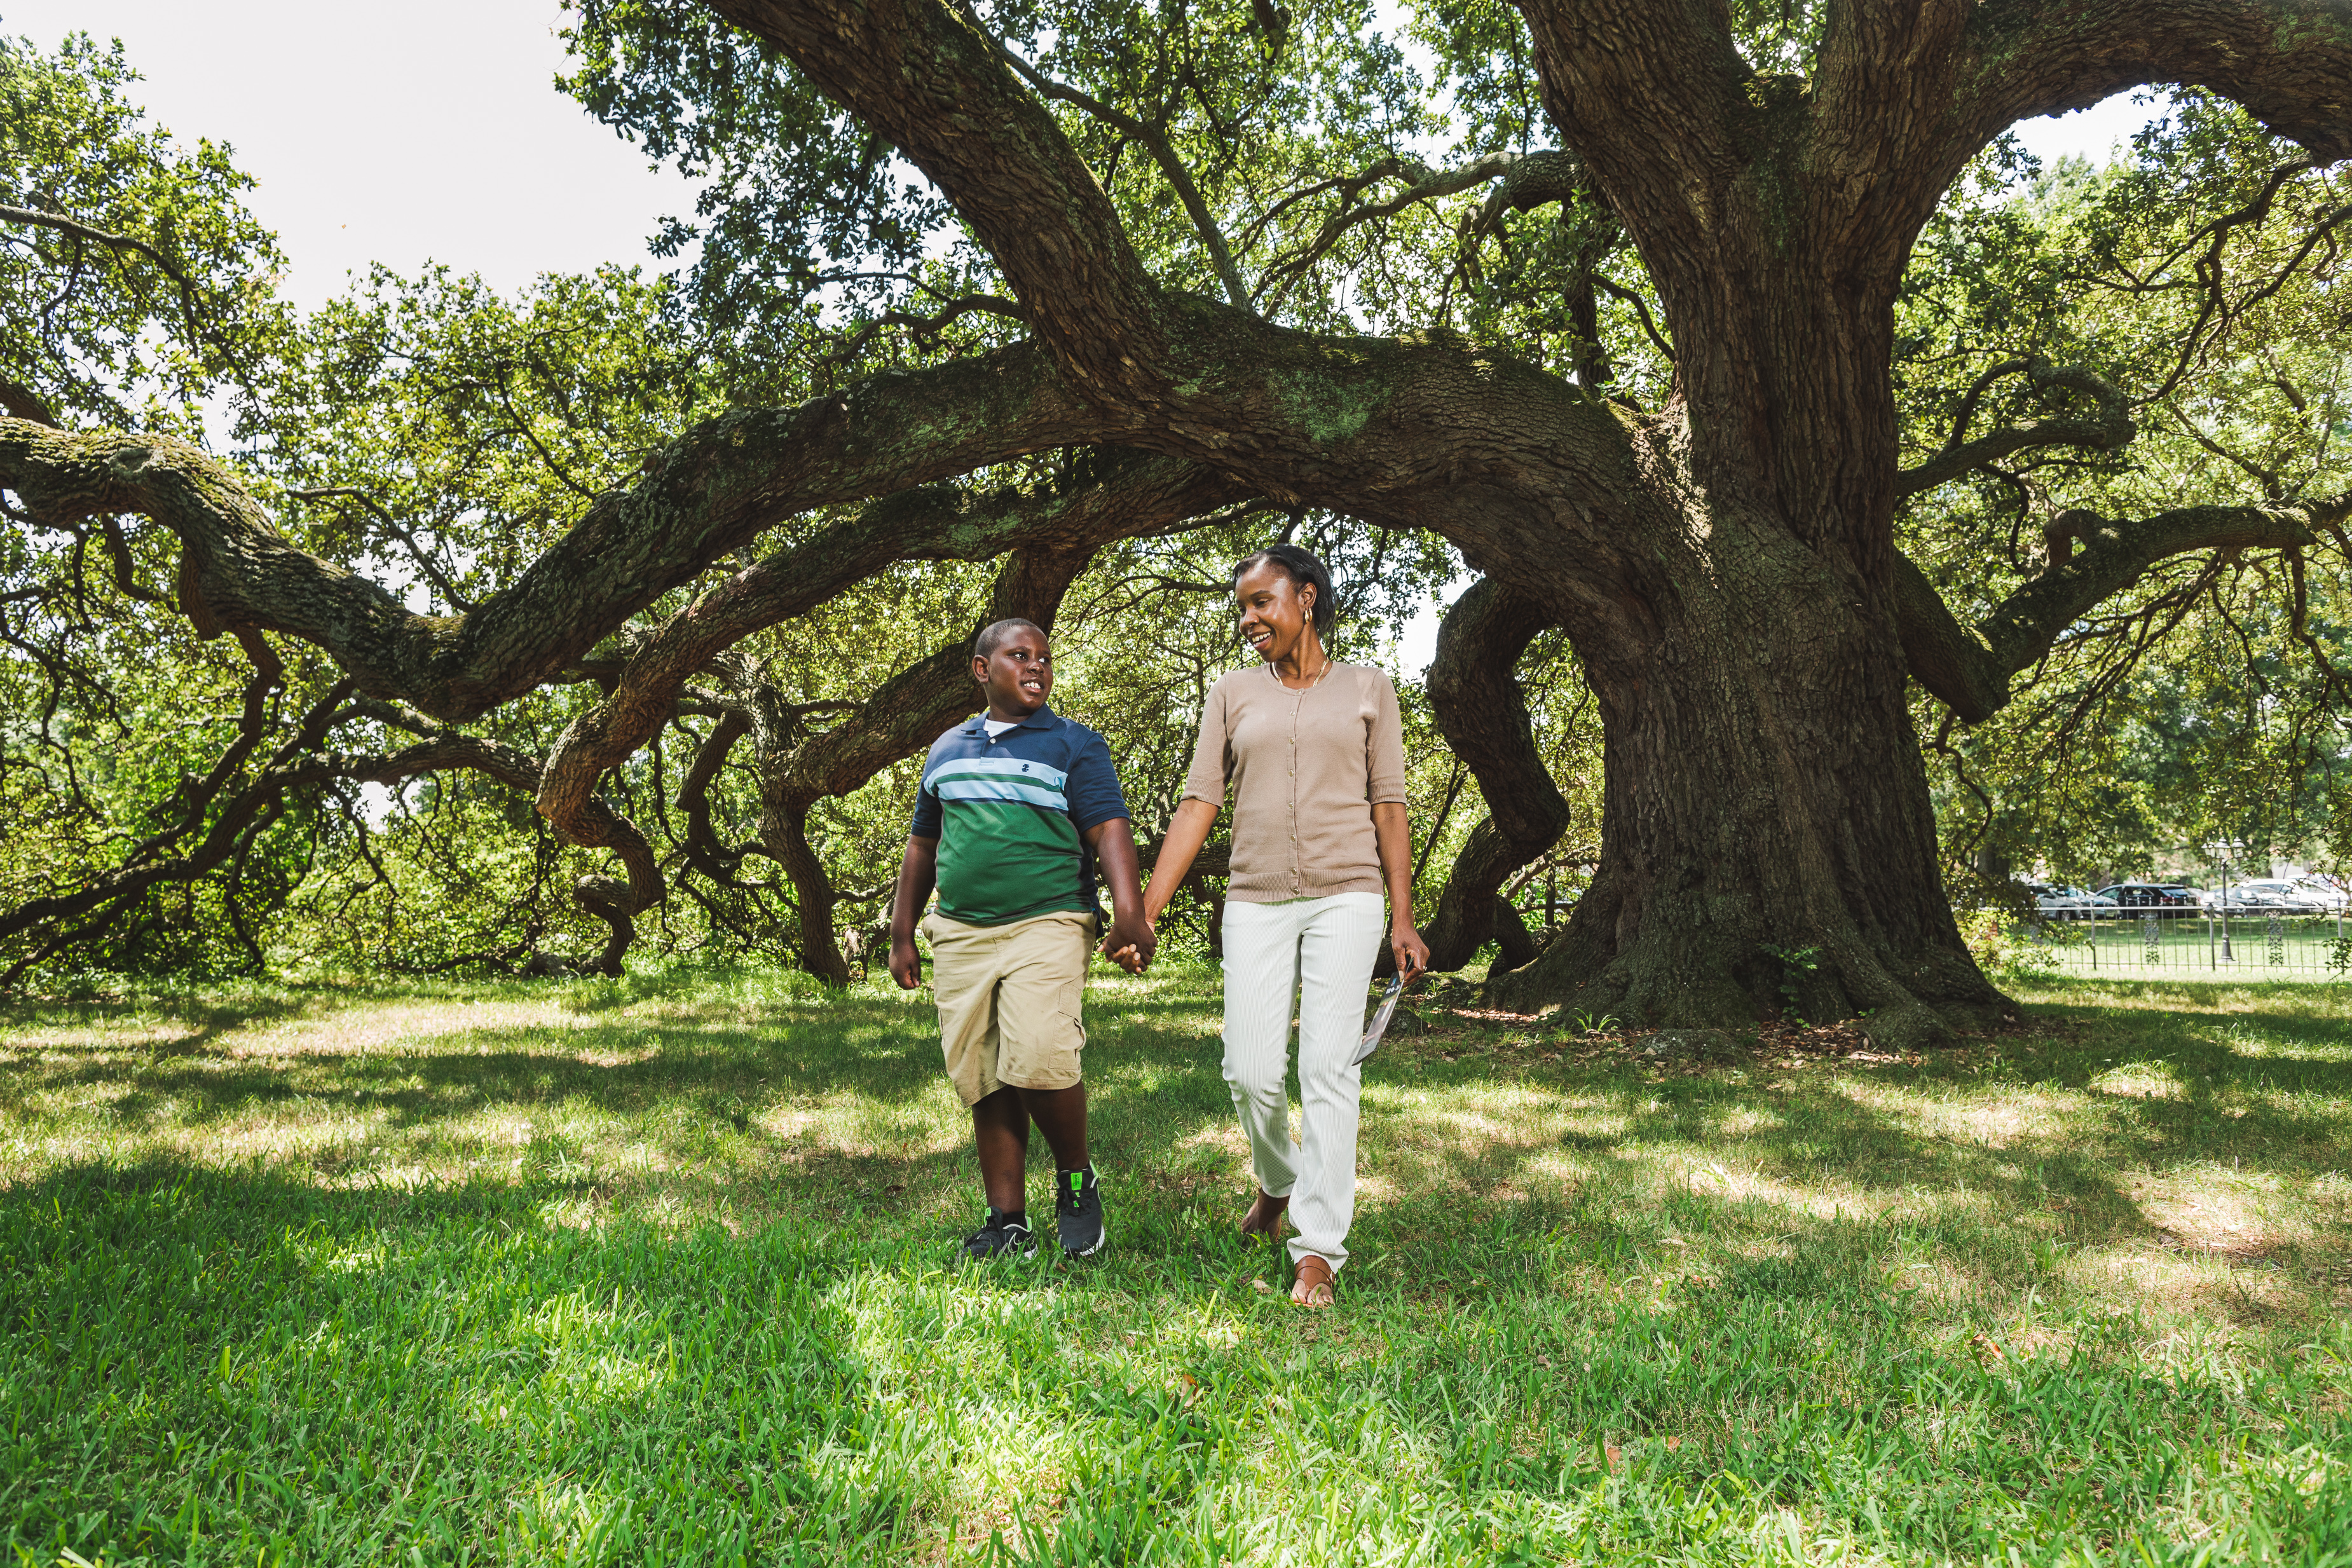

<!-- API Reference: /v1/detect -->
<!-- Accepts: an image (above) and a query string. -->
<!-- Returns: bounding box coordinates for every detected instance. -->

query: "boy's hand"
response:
[1083,816,1154,975]
[889,934,924,990]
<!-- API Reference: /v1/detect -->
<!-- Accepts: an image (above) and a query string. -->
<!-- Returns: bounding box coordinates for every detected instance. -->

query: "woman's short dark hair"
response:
[1230,543,1336,639]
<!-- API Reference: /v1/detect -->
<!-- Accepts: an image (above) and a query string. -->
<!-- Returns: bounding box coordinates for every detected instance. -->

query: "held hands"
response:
[1390,919,1430,985]
[1102,909,1158,974]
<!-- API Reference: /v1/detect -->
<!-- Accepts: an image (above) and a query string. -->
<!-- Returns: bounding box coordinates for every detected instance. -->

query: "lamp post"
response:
[2204,840,2243,964]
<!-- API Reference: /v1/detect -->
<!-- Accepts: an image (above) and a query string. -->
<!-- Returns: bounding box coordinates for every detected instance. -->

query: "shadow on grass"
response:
[1343,979,2351,1319]
[4,970,2345,1324]
[8,967,2351,1564]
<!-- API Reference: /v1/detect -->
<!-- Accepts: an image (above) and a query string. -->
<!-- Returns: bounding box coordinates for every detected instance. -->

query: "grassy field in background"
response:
[2023,916,2348,983]
[3,964,2349,1565]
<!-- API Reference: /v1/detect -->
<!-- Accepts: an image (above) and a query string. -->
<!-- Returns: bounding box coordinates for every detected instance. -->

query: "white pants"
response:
[1219,891,1386,1271]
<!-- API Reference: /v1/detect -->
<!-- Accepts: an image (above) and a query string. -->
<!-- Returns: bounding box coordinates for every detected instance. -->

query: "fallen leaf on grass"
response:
[1250,1278,1271,1293]
[1604,1443,1623,1471]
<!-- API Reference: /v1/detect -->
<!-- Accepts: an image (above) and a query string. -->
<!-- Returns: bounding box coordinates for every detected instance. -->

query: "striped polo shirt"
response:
[910,707,1130,926]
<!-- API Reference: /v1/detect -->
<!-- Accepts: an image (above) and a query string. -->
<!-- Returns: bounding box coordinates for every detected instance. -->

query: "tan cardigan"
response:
[1182,662,1408,903]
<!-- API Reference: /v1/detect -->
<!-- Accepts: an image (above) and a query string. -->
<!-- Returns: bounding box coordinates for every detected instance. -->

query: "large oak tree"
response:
[4,5,2349,1037]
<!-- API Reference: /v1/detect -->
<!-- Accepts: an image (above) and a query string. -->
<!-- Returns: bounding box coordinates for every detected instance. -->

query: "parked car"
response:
[2028,883,2116,916]
[2289,876,2350,913]
[2227,879,2327,915]
[2096,883,2200,916]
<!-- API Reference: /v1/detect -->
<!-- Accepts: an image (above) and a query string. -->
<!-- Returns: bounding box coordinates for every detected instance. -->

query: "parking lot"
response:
[2027,910,2348,979]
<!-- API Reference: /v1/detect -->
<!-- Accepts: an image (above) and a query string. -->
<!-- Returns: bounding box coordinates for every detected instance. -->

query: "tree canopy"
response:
[1,5,2346,1032]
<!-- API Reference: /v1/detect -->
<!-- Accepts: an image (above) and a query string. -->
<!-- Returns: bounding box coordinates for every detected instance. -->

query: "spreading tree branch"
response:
[1897,360,2136,499]
[0,342,1102,719]
[1962,2,2352,167]
[1897,489,2352,723]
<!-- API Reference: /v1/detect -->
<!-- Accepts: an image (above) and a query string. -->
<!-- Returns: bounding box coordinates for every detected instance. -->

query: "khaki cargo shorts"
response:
[919,908,1096,1106]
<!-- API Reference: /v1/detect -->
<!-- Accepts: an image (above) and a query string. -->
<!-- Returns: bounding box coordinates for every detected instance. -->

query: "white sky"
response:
[3,0,699,310]
[11,1,2162,674]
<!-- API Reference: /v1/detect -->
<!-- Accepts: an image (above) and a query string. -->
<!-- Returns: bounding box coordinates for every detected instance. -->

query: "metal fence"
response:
[2024,910,2349,979]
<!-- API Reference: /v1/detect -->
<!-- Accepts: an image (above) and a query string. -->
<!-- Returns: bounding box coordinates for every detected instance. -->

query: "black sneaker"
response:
[961,1207,1036,1261]
[1057,1166,1105,1258]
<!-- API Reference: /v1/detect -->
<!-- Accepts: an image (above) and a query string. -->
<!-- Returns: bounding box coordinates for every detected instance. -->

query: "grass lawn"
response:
[3,964,2349,1565]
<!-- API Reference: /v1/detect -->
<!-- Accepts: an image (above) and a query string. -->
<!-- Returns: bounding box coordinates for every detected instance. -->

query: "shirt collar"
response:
[964,705,1057,734]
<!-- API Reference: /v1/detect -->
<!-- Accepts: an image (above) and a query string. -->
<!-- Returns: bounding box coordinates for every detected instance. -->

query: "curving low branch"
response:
[531,451,1252,974]
[1419,578,1571,974]
[0,343,1101,721]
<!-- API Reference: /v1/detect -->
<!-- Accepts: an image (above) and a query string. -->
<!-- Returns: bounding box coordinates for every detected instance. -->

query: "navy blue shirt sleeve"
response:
[1064,728,1128,833]
[909,756,943,840]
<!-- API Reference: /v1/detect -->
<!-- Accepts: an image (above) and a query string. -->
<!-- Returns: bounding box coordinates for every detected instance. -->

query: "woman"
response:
[1140,544,1429,1307]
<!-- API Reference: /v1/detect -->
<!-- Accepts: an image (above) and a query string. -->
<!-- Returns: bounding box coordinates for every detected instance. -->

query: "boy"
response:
[889,617,1156,1260]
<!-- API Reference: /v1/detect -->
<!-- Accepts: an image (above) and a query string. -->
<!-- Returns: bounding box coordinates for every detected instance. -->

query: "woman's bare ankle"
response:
[1238,1189,1290,1237]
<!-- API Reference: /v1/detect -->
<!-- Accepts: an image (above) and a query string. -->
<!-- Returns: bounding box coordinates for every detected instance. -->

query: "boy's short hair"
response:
[973,617,1048,662]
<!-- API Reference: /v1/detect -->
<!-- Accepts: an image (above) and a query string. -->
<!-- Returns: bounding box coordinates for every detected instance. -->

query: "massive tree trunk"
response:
[1485,524,1996,1042]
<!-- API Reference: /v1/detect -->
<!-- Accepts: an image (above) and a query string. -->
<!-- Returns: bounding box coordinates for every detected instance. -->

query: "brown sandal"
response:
[1290,1253,1334,1308]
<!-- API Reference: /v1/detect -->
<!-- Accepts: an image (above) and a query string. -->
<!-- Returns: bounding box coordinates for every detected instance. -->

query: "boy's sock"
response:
[1056,1165,1105,1258]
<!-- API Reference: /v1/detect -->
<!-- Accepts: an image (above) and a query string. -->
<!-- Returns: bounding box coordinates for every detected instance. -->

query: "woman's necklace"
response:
[1270,648,1336,692]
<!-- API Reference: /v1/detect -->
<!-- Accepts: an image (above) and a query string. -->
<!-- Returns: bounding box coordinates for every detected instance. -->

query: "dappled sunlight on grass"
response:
[2,966,2349,1562]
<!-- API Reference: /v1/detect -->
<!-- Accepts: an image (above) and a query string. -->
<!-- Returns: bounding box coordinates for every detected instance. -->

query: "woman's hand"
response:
[1390,920,1430,985]
[1370,803,1428,984]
